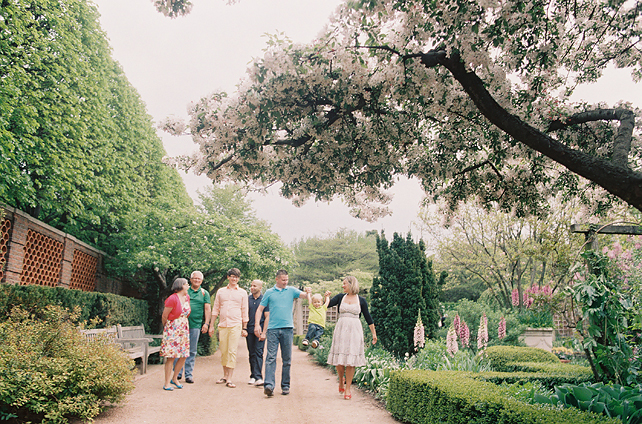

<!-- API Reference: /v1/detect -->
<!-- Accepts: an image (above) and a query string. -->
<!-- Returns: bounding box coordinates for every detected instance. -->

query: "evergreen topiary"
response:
[371,232,443,357]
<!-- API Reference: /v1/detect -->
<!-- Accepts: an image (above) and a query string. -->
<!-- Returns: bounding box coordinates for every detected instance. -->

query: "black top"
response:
[248,293,268,331]
[327,293,374,325]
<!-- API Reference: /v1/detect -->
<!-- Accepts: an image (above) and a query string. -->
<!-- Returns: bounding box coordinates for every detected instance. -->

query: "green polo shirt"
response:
[187,286,211,329]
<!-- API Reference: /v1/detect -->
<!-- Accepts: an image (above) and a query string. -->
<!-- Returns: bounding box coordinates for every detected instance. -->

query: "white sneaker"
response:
[254,379,264,386]
[248,378,256,385]
[311,340,319,348]
[302,339,309,346]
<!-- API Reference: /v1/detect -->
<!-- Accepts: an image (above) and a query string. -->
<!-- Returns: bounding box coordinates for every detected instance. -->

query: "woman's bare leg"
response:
[172,358,186,383]
[345,366,355,396]
[164,358,173,388]
[336,365,345,392]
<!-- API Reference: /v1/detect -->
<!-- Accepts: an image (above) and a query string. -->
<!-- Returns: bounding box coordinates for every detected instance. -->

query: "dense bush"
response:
[371,232,442,357]
[0,306,135,423]
[388,370,619,424]
[485,345,560,370]
[0,284,148,329]
[478,368,595,390]
[353,347,401,400]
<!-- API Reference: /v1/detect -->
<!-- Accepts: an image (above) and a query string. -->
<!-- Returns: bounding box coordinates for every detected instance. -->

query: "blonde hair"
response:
[344,276,359,295]
[311,293,323,303]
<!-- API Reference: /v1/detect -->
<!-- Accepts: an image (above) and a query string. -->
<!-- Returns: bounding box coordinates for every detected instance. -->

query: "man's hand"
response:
[254,325,262,338]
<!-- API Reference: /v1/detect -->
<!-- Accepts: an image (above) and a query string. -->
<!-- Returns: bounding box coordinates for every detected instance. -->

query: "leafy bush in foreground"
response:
[0,306,135,423]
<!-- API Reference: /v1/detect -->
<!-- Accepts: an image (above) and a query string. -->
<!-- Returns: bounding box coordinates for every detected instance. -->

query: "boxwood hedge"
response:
[388,370,618,424]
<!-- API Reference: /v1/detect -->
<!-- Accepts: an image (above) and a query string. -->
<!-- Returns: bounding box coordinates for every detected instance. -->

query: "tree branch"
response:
[421,49,642,211]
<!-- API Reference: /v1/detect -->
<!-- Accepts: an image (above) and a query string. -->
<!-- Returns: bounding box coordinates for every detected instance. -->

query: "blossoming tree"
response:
[160,0,641,217]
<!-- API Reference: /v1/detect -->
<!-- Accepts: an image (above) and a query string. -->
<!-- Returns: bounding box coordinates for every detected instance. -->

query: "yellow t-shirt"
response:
[307,303,327,328]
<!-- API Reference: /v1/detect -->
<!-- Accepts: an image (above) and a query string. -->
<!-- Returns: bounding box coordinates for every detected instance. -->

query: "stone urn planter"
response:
[519,327,555,351]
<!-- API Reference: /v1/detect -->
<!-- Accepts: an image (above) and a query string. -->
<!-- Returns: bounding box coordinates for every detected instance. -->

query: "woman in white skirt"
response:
[327,276,377,400]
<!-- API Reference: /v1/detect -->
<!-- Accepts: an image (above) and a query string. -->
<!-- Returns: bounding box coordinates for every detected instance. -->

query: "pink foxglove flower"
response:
[413,309,425,350]
[511,289,519,307]
[477,313,488,352]
[446,327,458,357]
[459,321,470,348]
[498,317,506,340]
[453,314,461,335]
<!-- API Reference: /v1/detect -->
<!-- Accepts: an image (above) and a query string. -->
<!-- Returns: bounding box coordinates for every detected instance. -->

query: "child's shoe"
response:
[311,340,319,349]
[302,339,309,346]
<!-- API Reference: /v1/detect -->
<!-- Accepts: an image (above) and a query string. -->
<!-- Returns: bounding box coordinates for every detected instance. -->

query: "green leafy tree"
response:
[0,0,188,252]
[108,185,295,329]
[424,202,581,309]
[290,229,378,286]
[160,0,642,219]
[371,232,443,356]
[572,249,642,385]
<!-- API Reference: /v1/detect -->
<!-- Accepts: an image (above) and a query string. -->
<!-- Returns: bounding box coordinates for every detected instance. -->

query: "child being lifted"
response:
[302,290,331,348]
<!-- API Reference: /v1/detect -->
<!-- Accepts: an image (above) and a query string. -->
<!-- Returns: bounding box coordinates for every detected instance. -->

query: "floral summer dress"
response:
[327,301,366,367]
[160,295,191,358]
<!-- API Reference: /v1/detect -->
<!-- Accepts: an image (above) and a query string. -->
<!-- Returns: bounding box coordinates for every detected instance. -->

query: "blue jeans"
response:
[304,323,325,343]
[264,328,293,391]
[175,327,200,379]
[246,331,265,380]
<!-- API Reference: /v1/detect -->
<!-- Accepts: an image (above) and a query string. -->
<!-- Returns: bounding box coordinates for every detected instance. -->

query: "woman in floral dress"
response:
[327,276,377,400]
[161,278,191,390]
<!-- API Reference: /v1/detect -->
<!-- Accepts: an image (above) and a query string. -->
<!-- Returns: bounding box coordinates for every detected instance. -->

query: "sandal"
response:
[226,382,236,388]
[344,394,352,400]
[170,380,183,389]
[163,386,174,391]
[216,378,227,384]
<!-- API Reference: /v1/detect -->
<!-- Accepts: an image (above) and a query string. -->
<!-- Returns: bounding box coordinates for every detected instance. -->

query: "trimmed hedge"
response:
[388,370,619,424]
[485,345,559,370]
[0,284,148,328]
[476,366,595,389]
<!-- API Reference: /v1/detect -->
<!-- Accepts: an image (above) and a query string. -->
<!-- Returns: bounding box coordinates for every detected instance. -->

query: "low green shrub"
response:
[0,284,148,329]
[0,306,135,423]
[477,367,595,389]
[485,345,559,370]
[388,370,619,424]
[353,347,401,400]
[438,349,493,372]
[406,339,447,370]
[533,382,642,424]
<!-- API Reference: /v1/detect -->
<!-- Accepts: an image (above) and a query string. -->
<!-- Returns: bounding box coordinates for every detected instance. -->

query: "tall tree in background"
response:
[423,202,583,308]
[371,232,442,356]
[0,0,191,251]
[290,229,378,286]
[160,0,642,219]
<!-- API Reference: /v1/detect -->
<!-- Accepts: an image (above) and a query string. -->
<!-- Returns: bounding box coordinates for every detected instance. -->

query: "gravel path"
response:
[90,339,399,424]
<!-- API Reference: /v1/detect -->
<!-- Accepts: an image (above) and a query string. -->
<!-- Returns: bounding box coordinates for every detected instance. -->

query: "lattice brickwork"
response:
[0,219,11,281]
[20,230,63,287]
[69,249,97,291]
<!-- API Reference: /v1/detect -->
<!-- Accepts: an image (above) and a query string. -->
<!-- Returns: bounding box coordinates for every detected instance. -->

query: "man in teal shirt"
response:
[254,270,309,396]
[177,270,211,384]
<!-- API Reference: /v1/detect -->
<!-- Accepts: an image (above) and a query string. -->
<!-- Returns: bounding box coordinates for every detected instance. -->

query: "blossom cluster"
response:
[477,313,488,352]
[498,317,506,340]
[446,327,458,357]
[413,310,425,350]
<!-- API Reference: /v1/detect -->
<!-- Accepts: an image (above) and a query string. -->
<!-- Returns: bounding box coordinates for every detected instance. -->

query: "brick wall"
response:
[0,204,125,295]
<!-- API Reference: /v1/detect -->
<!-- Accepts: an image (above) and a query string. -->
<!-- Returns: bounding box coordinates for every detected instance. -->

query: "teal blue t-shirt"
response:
[260,286,304,329]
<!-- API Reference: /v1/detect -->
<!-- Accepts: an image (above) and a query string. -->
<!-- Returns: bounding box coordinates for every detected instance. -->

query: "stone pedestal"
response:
[519,328,555,351]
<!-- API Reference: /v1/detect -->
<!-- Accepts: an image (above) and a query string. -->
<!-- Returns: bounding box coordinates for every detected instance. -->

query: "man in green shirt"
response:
[177,270,211,384]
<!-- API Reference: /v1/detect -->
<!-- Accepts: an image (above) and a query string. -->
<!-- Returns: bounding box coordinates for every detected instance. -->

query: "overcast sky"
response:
[92,0,641,244]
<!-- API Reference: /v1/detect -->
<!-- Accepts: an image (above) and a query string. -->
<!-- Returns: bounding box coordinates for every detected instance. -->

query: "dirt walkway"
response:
[91,339,399,424]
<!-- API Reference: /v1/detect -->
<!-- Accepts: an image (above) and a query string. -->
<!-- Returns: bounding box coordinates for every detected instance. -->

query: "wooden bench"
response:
[117,324,163,374]
[80,325,160,374]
